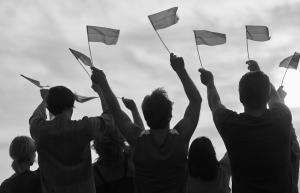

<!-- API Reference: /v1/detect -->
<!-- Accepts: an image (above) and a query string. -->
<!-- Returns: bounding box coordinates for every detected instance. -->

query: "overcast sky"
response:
[1,0,300,184]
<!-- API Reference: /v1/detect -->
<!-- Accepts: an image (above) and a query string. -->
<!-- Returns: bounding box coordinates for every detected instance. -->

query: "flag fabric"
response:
[20,74,49,88]
[194,30,226,46]
[87,26,120,45]
[279,52,300,70]
[148,7,179,30]
[246,25,270,41]
[69,48,92,67]
[74,93,98,103]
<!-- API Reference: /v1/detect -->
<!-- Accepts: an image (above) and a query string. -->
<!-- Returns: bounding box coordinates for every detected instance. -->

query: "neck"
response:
[244,106,267,117]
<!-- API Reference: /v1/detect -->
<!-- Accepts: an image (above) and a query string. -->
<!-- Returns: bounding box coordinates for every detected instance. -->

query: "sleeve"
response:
[220,152,231,176]
[270,103,292,123]
[291,126,300,159]
[213,108,237,133]
[29,101,47,140]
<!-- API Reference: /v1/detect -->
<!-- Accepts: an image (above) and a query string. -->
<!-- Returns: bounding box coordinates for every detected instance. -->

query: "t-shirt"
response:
[134,129,188,193]
[30,107,106,193]
[213,103,293,193]
[0,170,41,193]
[186,153,231,193]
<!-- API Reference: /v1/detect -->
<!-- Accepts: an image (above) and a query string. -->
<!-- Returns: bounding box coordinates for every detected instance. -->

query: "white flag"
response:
[194,30,226,46]
[246,25,270,41]
[69,48,92,67]
[87,26,120,45]
[279,52,300,70]
[20,74,49,88]
[148,7,179,30]
[74,93,98,103]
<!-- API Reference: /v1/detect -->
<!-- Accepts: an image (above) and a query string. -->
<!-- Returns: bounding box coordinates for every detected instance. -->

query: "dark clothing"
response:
[93,156,134,193]
[0,170,41,193]
[30,102,106,193]
[134,129,188,193]
[213,103,293,193]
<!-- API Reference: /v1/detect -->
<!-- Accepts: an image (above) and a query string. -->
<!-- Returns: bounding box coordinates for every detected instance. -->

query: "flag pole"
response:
[76,59,91,77]
[86,26,94,66]
[195,44,203,67]
[246,38,250,60]
[281,66,289,86]
[148,19,170,54]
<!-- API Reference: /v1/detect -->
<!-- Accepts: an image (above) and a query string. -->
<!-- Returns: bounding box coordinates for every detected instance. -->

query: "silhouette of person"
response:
[0,136,41,193]
[277,86,300,193]
[199,60,293,193]
[187,137,231,193]
[92,90,135,193]
[29,86,108,193]
[90,53,202,193]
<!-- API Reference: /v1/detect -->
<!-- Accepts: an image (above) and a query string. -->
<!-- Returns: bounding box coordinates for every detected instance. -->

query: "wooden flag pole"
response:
[195,44,203,67]
[86,26,94,66]
[76,59,91,77]
[149,19,170,54]
[246,38,250,60]
[87,41,94,66]
[281,66,289,86]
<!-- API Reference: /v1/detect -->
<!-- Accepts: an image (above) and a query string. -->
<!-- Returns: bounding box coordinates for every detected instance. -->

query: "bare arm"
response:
[91,68,142,147]
[171,54,202,143]
[199,68,225,114]
[122,98,145,130]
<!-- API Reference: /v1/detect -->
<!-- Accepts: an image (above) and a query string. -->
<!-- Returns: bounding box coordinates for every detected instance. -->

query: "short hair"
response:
[46,86,75,115]
[142,88,173,129]
[9,136,36,172]
[188,137,219,181]
[239,71,271,109]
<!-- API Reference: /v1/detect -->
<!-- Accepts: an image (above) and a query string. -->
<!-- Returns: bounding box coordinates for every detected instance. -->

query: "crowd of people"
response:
[0,53,299,193]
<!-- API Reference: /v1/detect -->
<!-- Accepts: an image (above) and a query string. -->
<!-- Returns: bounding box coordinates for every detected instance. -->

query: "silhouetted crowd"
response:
[0,54,299,193]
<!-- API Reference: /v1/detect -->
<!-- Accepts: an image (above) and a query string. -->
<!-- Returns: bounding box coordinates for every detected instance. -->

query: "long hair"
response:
[9,136,36,173]
[188,137,219,181]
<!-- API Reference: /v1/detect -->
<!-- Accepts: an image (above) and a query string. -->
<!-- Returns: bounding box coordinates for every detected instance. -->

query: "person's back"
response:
[186,137,231,193]
[214,106,292,192]
[199,61,293,193]
[0,136,41,193]
[29,86,106,193]
[134,129,188,193]
[90,54,202,193]
[0,170,41,193]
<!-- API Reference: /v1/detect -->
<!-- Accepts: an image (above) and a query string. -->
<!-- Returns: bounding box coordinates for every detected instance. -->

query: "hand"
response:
[91,67,106,84]
[40,89,49,100]
[246,60,260,71]
[277,86,287,100]
[122,97,136,110]
[198,68,214,86]
[170,53,185,72]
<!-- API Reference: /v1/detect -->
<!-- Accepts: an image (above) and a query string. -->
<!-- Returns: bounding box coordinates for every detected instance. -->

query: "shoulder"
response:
[270,103,292,120]
[213,108,238,126]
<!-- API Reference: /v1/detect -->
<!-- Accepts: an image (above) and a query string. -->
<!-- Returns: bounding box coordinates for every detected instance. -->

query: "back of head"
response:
[239,71,270,109]
[9,136,36,173]
[46,86,75,115]
[142,88,173,129]
[188,137,219,181]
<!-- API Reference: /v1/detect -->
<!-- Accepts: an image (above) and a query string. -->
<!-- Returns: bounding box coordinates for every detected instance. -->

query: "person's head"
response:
[9,136,36,173]
[239,71,271,110]
[142,88,173,129]
[188,137,219,181]
[46,86,75,116]
[94,128,126,167]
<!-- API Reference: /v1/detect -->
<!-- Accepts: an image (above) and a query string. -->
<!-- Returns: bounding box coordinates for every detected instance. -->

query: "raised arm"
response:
[171,53,202,143]
[199,68,225,114]
[29,89,48,140]
[91,67,142,147]
[122,97,145,130]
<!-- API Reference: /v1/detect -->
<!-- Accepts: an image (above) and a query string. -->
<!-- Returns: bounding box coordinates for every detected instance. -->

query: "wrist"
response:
[206,80,215,87]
